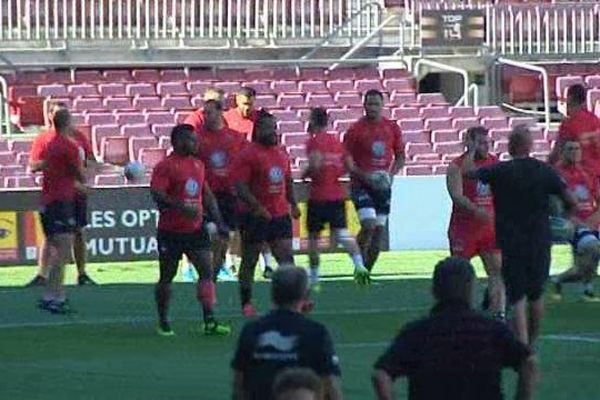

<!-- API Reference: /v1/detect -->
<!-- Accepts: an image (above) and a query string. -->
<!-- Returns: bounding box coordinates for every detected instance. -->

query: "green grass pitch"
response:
[0,246,599,399]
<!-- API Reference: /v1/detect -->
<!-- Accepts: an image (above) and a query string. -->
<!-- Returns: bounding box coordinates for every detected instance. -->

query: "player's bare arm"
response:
[286,178,301,219]
[29,159,47,173]
[235,181,271,220]
[389,150,405,177]
[151,189,198,219]
[446,162,489,222]
[203,183,228,233]
[372,369,394,400]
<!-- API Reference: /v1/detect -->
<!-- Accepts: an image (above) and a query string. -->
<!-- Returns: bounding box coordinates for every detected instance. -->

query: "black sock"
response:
[155,285,171,325]
[240,286,252,306]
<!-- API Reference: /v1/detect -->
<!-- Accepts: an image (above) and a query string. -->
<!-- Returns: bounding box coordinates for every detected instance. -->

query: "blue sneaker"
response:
[182,264,197,283]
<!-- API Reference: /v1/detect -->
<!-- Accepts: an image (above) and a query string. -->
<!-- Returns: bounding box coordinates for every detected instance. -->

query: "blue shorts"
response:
[40,201,78,237]
[571,228,600,254]
[351,186,391,221]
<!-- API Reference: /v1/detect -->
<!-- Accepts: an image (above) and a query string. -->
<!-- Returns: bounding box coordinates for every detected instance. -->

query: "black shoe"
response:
[38,299,74,314]
[26,275,47,288]
[263,266,275,280]
[78,274,97,286]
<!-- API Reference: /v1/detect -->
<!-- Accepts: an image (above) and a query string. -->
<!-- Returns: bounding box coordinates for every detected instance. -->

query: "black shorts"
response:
[351,186,391,217]
[40,201,78,237]
[307,200,347,233]
[502,243,551,305]
[215,192,239,231]
[157,229,211,282]
[239,214,293,244]
[75,196,88,228]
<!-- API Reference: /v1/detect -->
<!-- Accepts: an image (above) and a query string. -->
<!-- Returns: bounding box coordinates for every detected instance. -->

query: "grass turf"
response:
[1,246,599,399]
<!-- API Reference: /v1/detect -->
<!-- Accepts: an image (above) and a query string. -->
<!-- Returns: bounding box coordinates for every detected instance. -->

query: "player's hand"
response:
[254,206,272,221]
[291,204,301,219]
[182,203,200,219]
[354,266,371,286]
[473,207,491,224]
[74,181,91,195]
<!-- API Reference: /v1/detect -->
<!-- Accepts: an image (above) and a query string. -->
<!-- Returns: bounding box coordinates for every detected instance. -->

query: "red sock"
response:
[197,280,216,308]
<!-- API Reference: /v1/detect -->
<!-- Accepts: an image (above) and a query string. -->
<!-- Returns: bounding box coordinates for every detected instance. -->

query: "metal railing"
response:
[0,76,11,137]
[497,57,551,129]
[409,2,600,57]
[413,58,470,106]
[0,0,381,44]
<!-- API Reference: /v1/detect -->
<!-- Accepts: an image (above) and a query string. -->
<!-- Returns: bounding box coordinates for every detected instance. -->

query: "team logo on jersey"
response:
[574,184,590,201]
[210,151,227,168]
[269,167,284,183]
[372,141,386,158]
[476,181,491,197]
[258,331,298,351]
[185,178,200,197]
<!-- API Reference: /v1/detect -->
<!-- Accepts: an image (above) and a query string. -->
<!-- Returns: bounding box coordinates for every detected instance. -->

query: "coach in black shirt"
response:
[231,266,342,400]
[373,257,537,400]
[465,125,575,345]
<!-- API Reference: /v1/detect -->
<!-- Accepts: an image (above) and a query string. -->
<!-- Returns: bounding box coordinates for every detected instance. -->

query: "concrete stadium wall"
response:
[389,176,452,251]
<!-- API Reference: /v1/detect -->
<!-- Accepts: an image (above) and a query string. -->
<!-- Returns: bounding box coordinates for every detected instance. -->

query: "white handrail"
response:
[0,75,12,137]
[497,57,550,130]
[413,58,470,106]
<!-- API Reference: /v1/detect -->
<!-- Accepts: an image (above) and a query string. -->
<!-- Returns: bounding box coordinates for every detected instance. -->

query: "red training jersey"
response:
[556,162,599,221]
[232,143,292,217]
[30,129,55,162]
[196,126,247,194]
[558,109,600,177]
[344,117,404,182]
[305,132,347,202]
[151,154,206,233]
[40,134,83,205]
[223,108,259,141]
[448,153,498,231]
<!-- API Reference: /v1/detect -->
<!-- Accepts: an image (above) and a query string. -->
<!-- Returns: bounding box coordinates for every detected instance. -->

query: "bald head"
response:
[271,267,309,308]
[508,125,532,158]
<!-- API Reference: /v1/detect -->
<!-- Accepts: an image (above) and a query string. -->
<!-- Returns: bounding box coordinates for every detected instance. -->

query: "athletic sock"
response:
[351,253,365,269]
[309,266,320,284]
[155,285,171,324]
[240,286,252,306]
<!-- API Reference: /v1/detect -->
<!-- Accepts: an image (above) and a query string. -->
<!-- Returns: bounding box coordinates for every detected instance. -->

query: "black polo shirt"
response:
[375,302,531,400]
[231,309,340,400]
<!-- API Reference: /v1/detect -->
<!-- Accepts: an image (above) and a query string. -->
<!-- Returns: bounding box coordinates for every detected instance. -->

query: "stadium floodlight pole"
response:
[497,57,550,130]
[0,76,11,136]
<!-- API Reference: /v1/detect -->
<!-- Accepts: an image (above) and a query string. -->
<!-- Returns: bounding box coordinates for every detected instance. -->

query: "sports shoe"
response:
[580,291,600,303]
[353,266,371,286]
[157,321,175,336]
[550,281,563,302]
[203,320,231,336]
[26,275,47,288]
[40,299,75,315]
[262,266,275,280]
[242,303,257,317]
[77,274,97,286]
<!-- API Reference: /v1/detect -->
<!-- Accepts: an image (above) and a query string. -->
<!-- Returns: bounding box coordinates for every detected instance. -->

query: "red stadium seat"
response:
[494,140,509,153]
[390,92,417,105]
[417,93,447,105]
[160,69,187,81]
[425,118,453,131]
[0,165,26,176]
[271,81,299,93]
[405,165,433,176]
[383,78,414,93]
[490,128,512,141]
[327,80,354,93]
[585,75,600,88]
[157,82,188,96]
[433,165,449,175]
[99,83,127,97]
[402,130,429,144]
[100,136,130,165]
[75,70,104,83]
[244,81,271,94]
[126,83,157,97]
[4,175,36,188]
[482,117,509,130]
[556,75,584,100]
[73,97,103,112]
[38,84,68,97]
[354,79,384,92]
[334,92,362,107]
[103,70,133,81]
[306,93,335,108]
[431,129,460,143]
[271,110,298,122]
[122,124,152,137]
[452,118,480,130]
[117,112,146,125]
[255,95,278,109]
[507,74,540,103]
[449,106,476,119]
[282,133,309,147]
[68,84,99,97]
[0,152,17,165]
[433,142,463,155]
[405,143,433,158]
[278,121,305,134]
[129,137,158,161]
[400,119,425,131]
[86,112,116,126]
[103,97,133,110]
[420,106,449,119]
[146,111,175,125]
[299,80,327,93]
[132,69,161,82]
[300,68,326,80]
[139,148,168,169]
[152,124,173,137]
[278,94,305,109]
[92,125,121,155]
[477,106,505,119]
[9,140,32,153]
[162,96,191,109]
[133,96,162,110]
[509,117,537,128]
[159,136,171,149]
[187,81,214,96]
[215,82,243,95]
